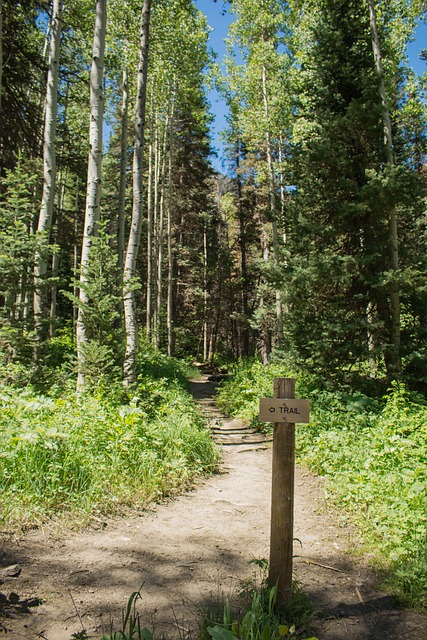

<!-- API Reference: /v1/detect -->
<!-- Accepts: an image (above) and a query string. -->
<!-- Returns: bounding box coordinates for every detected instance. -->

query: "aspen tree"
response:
[123,0,151,386]
[146,92,155,338]
[76,0,107,389]
[224,0,290,359]
[34,0,63,351]
[166,86,176,356]
[118,67,129,281]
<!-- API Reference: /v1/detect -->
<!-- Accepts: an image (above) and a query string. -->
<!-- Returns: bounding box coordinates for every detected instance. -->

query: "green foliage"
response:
[101,590,154,640]
[284,0,427,382]
[0,158,40,362]
[201,560,316,640]
[216,359,292,429]
[0,351,218,531]
[65,222,125,388]
[217,360,427,609]
[298,382,427,608]
[0,0,45,171]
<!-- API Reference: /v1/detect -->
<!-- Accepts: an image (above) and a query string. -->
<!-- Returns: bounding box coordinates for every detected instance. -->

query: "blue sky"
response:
[194,0,427,173]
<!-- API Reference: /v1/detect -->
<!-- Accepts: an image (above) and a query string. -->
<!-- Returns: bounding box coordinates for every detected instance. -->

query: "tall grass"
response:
[0,354,218,531]
[216,360,427,609]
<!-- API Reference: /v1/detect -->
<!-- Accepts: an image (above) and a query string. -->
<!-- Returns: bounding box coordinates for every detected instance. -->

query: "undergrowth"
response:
[99,562,317,640]
[216,359,427,610]
[201,560,317,640]
[0,345,218,531]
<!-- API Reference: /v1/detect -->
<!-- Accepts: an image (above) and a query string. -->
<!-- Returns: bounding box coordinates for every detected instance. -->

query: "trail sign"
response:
[259,398,310,423]
[262,379,310,607]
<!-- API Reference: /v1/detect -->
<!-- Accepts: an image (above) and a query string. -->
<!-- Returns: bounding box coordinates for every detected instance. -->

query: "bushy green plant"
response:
[0,158,40,363]
[0,359,218,530]
[201,561,317,640]
[64,222,125,389]
[215,359,292,429]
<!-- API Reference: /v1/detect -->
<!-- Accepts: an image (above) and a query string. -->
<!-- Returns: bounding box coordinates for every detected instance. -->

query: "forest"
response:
[1,0,427,619]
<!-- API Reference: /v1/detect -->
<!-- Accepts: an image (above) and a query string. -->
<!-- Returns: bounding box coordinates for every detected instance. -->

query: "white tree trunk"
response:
[76,0,107,389]
[155,117,168,349]
[146,103,155,338]
[118,67,129,279]
[123,0,151,386]
[262,64,283,351]
[152,121,161,346]
[167,92,175,357]
[34,0,62,349]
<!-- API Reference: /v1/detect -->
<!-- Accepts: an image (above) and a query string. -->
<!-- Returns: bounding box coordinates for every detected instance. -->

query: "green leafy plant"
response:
[0,344,218,531]
[63,221,124,390]
[201,561,317,640]
[101,590,153,640]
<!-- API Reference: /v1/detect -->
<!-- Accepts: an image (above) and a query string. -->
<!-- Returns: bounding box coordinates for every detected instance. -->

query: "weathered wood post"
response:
[269,378,295,604]
[259,378,310,607]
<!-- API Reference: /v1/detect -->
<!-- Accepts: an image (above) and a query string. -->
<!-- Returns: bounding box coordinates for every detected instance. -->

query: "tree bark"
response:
[152,120,160,345]
[155,117,168,349]
[0,0,3,118]
[368,0,401,377]
[118,67,129,282]
[167,92,175,357]
[50,166,67,338]
[123,0,151,386]
[34,0,62,351]
[76,0,107,389]
[235,139,250,357]
[203,219,209,362]
[262,64,283,352]
[146,102,155,338]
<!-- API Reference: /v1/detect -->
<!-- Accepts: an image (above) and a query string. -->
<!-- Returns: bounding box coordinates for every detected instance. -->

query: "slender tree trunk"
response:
[50,81,69,338]
[260,225,271,366]
[0,0,3,118]
[203,219,209,362]
[50,167,66,338]
[152,121,160,346]
[123,0,151,386]
[278,137,287,246]
[262,64,283,351]
[76,0,107,389]
[155,117,168,349]
[146,104,155,338]
[167,92,175,357]
[34,0,62,351]
[235,139,250,356]
[118,68,129,281]
[73,178,80,337]
[368,0,400,377]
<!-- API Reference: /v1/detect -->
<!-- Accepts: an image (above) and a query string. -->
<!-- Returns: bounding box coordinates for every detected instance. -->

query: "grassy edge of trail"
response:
[215,359,427,611]
[0,351,219,533]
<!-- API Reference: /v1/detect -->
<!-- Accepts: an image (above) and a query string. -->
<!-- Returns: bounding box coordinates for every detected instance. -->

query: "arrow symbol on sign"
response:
[269,407,276,413]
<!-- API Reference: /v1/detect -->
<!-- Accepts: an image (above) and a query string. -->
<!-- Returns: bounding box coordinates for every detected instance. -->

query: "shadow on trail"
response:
[1,376,425,640]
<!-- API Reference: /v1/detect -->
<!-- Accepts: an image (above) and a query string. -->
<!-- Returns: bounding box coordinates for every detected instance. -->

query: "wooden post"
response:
[268,377,295,606]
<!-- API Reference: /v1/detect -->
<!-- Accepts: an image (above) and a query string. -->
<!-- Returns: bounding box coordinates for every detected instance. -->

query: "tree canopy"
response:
[0,0,426,392]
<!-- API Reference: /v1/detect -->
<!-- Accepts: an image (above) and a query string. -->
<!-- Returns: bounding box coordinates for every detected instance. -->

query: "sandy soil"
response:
[1,377,426,640]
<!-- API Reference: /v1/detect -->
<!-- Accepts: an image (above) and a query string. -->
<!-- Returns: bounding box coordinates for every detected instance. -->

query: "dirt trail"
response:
[1,377,426,640]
